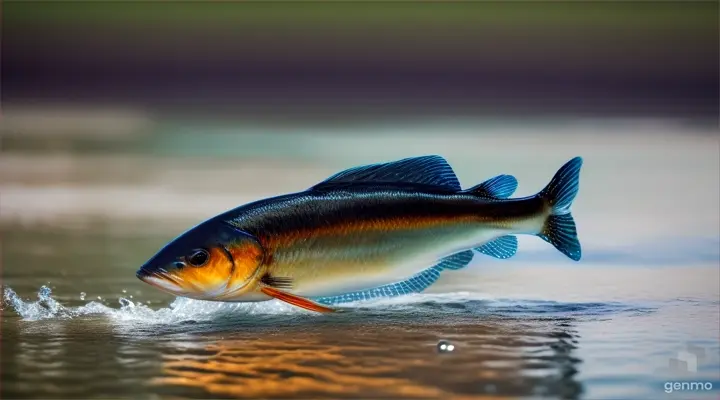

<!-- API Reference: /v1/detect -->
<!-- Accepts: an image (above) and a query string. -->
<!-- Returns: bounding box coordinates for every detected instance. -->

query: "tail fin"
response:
[537,157,583,261]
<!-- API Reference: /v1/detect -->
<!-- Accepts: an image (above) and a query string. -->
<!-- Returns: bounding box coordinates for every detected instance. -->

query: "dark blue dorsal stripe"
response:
[311,155,462,191]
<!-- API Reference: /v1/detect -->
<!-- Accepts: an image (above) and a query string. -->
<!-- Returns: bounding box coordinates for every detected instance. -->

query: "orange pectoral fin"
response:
[260,287,336,313]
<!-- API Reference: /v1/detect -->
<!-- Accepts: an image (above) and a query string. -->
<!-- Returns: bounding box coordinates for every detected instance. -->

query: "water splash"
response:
[2,285,320,324]
[3,285,654,328]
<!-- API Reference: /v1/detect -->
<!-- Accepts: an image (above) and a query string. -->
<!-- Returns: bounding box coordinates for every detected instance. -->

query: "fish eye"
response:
[187,248,209,267]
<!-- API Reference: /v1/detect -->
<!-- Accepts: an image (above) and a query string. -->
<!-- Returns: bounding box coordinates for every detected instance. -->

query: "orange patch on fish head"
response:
[176,239,265,298]
[216,237,266,300]
[137,222,265,300]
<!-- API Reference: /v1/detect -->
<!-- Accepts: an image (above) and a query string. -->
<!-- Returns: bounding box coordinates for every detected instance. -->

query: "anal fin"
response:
[314,251,474,306]
[314,236,520,306]
[314,266,444,306]
[475,235,518,259]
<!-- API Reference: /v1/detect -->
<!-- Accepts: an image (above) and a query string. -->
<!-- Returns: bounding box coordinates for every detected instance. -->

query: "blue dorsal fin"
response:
[313,251,475,306]
[462,174,518,199]
[475,235,518,259]
[311,155,462,191]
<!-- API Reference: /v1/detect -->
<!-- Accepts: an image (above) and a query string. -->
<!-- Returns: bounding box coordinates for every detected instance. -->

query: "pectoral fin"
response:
[261,286,337,313]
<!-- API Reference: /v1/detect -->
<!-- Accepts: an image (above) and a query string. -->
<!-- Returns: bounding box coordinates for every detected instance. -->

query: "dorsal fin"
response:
[311,155,461,191]
[462,174,518,199]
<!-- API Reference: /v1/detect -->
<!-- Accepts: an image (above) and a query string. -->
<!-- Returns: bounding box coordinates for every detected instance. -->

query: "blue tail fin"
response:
[537,157,583,261]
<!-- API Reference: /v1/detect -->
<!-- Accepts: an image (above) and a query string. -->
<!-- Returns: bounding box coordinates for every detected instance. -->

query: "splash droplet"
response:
[122,289,127,294]
[97,296,102,301]
[39,286,52,299]
[79,292,86,301]
[437,340,455,353]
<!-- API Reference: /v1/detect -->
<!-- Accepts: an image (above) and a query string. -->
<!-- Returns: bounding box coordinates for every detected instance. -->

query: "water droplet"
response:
[122,289,127,294]
[79,292,86,300]
[97,296,102,301]
[39,285,52,299]
[129,295,133,299]
[437,340,455,353]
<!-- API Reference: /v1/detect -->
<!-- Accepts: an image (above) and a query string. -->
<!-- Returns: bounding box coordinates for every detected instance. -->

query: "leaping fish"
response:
[137,155,583,313]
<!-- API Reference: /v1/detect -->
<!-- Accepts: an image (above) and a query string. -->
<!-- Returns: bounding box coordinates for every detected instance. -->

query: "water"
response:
[2,123,719,399]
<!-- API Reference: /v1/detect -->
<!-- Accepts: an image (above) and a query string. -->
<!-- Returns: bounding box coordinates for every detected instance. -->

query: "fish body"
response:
[223,187,544,297]
[137,155,583,312]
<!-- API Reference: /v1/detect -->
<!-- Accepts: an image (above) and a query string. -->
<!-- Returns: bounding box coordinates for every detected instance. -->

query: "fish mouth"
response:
[136,268,184,293]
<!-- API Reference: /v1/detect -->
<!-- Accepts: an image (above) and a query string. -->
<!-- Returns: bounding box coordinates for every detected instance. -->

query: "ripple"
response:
[3,285,653,330]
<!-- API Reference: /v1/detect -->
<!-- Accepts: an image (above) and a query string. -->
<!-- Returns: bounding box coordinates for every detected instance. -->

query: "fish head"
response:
[137,220,265,300]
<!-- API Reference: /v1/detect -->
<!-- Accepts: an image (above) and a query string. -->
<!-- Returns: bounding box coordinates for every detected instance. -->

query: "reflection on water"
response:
[5,318,166,399]
[153,319,583,399]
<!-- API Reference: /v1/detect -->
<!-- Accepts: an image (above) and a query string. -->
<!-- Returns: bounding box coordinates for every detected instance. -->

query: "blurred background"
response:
[2,1,717,226]
[2,0,717,260]
[1,2,719,399]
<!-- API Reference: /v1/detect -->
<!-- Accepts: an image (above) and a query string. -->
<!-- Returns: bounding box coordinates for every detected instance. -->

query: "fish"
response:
[137,155,583,313]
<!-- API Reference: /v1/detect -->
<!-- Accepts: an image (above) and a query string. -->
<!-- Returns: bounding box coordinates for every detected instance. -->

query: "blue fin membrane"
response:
[540,214,581,261]
[475,235,518,259]
[314,251,474,305]
[462,174,518,199]
[435,250,474,270]
[310,155,462,191]
[539,156,583,215]
[314,266,443,306]
[537,157,583,261]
